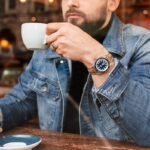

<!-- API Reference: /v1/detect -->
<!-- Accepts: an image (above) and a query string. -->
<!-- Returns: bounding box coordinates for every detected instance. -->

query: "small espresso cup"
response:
[21,23,47,50]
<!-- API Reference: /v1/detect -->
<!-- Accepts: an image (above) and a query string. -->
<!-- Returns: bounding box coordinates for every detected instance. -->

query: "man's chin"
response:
[67,18,84,27]
[65,18,101,35]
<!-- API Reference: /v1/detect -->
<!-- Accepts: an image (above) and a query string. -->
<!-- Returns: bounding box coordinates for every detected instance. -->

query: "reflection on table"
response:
[2,119,149,150]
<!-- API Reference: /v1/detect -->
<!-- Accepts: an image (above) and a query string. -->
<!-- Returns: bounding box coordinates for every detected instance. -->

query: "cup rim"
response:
[21,22,46,26]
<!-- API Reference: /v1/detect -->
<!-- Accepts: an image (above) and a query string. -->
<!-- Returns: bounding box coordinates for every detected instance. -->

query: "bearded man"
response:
[0,0,150,146]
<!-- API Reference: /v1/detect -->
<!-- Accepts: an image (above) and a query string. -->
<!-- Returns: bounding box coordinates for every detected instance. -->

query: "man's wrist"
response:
[91,58,118,87]
[82,44,109,69]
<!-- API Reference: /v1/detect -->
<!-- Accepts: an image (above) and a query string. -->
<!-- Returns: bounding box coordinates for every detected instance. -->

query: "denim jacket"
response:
[0,14,150,146]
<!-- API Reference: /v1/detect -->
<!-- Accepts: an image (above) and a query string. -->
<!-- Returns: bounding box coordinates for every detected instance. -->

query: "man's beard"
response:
[64,8,107,36]
[78,17,106,36]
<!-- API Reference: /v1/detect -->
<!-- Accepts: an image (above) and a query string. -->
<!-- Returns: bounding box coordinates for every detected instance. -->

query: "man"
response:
[0,0,150,146]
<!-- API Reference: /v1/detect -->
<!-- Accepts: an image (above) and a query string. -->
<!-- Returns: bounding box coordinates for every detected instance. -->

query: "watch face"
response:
[95,58,109,72]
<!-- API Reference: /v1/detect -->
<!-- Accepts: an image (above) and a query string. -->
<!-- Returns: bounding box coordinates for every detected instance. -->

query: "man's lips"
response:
[66,13,82,18]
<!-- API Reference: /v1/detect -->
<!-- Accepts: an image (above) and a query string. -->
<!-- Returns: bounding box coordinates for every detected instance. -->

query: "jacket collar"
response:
[103,14,126,58]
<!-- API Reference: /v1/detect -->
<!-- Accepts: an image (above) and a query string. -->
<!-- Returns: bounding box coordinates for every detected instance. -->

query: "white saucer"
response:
[0,134,42,150]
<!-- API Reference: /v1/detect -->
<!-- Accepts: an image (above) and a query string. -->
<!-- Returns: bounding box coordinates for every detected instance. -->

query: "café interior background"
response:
[0,0,149,87]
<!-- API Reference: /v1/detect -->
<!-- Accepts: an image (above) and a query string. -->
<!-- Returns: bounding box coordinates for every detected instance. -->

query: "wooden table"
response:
[2,119,149,150]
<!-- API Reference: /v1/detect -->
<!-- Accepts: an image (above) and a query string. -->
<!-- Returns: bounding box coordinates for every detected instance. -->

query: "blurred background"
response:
[0,0,149,87]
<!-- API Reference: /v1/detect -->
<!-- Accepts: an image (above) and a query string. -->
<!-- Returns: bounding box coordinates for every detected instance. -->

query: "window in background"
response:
[34,2,45,13]
[0,0,5,15]
[8,0,16,10]
[117,0,150,29]
[5,0,16,14]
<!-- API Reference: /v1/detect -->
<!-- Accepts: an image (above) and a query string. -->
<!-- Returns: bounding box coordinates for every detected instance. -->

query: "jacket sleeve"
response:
[95,33,150,146]
[0,56,37,131]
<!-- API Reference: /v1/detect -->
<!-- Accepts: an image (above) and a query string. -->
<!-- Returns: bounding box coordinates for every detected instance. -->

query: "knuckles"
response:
[59,23,74,35]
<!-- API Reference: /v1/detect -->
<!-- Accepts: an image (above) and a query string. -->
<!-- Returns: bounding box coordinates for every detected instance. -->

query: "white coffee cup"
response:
[21,23,48,50]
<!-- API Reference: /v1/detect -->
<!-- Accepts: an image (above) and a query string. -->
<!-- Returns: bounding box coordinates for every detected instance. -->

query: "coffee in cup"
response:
[21,23,48,50]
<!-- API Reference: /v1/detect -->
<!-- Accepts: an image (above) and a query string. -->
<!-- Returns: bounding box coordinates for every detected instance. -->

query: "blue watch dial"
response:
[95,58,109,72]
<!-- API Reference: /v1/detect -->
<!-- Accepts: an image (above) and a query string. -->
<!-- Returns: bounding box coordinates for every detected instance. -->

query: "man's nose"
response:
[67,0,79,8]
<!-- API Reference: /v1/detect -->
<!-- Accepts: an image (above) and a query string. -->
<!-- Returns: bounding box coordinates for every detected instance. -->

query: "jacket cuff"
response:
[96,62,129,101]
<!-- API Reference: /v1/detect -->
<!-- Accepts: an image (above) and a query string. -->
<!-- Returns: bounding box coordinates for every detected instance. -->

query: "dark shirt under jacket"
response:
[63,18,112,134]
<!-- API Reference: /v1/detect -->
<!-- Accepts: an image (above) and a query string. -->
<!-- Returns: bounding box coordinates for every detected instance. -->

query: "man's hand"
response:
[46,22,108,69]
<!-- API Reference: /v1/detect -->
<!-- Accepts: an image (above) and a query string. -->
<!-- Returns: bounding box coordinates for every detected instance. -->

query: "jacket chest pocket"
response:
[29,76,61,102]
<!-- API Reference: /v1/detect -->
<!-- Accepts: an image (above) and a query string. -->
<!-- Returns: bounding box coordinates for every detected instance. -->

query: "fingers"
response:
[48,35,65,51]
[50,41,64,57]
[45,31,59,50]
[45,22,70,47]
[46,23,66,35]
[50,42,58,50]
[46,23,69,57]
[46,32,59,45]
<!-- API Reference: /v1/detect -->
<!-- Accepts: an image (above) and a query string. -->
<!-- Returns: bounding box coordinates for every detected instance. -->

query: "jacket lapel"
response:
[103,14,126,58]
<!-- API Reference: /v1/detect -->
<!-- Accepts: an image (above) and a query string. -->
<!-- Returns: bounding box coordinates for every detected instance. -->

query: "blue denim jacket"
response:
[0,14,150,146]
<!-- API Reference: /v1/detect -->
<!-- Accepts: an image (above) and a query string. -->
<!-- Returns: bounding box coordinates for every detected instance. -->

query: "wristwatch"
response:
[88,53,114,74]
